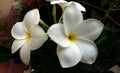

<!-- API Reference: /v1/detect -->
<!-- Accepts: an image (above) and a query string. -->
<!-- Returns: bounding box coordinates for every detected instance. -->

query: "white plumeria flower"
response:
[48,3,104,68]
[47,0,86,12]
[11,9,48,65]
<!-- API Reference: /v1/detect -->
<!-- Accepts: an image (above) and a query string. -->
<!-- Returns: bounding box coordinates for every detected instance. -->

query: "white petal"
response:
[11,22,27,39]
[23,9,40,32]
[57,43,82,68]
[28,25,48,50]
[48,23,70,47]
[75,19,104,41]
[46,0,58,1]
[51,0,67,7]
[20,43,31,65]
[68,2,86,12]
[11,39,26,54]
[76,37,98,64]
[63,3,83,35]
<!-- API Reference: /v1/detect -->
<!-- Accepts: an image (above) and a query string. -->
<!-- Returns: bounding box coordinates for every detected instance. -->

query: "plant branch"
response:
[77,0,107,13]
[108,15,120,26]
[77,0,120,27]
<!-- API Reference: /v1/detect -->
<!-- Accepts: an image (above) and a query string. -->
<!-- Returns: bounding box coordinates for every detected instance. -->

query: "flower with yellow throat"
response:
[11,9,48,65]
[48,3,104,68]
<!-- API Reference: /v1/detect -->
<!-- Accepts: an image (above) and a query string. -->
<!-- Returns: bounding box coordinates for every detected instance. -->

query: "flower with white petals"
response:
[48,3,104,68]
[47,0,86,12]
[11,9,48,65]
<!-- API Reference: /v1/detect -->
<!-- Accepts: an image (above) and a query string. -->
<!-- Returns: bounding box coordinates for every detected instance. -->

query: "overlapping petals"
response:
[76,38,98,64]
[63,4,83,34]
[11,9,48,65]
[50,0,67,7]
[48,3,104,68]
[47,0,86,12]
[47,23,70,47]
[20,42,31,65]
[27,24,48,51]
[68,1,86,12]
[11,22,27,39]
[74,19,104,41]
[23,9,40,32]
[11,39,26,54]
[57,43,83,68]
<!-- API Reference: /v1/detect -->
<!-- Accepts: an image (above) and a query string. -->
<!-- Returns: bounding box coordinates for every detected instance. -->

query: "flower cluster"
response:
[11,0,104,68]
[11,9,48,65]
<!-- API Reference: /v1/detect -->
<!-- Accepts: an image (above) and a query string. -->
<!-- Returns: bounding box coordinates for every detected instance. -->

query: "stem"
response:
[58,13,63,23]
[52,5,57,23]
[108,15,120,26]
[39,19,49,31]
[111,8,120,11]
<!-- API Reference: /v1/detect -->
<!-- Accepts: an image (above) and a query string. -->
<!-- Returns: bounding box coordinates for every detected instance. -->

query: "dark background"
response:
[1,0,120,73]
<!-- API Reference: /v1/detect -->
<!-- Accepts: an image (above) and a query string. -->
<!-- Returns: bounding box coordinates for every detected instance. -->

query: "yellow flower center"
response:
[67,33,77,42]
[26,33,31,41]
